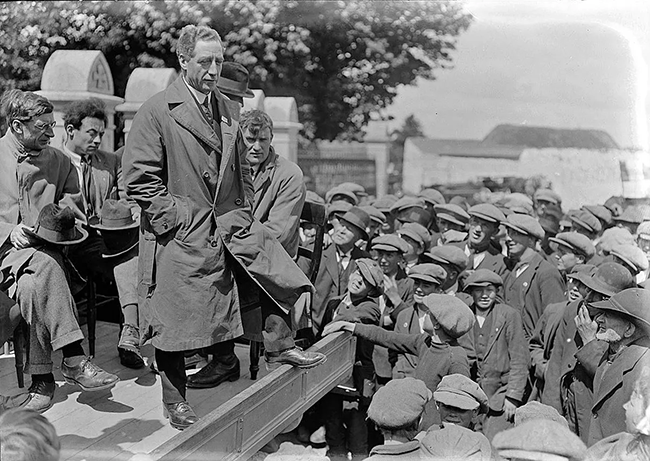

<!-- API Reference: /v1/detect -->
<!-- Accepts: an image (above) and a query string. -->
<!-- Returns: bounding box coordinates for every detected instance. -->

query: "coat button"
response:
[163,222,168,229]
[235,198,242,206]
[231,164,236,171]
[211,240,218,247]
[203,171,210,179]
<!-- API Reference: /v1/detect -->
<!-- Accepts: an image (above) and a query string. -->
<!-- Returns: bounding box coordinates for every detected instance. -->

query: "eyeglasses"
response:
[32,121,56,132]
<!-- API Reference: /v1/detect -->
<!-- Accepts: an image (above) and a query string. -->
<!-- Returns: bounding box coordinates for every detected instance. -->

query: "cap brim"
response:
[408,273,441,284]
[588,299,650,332]
[433,390,481,411]
[339,217,369,240]
[102,241,138,259]
[371,243,401,253]
[438,215,465,227]
[470,212,500,223]
[26,226,88,246]
[548,237,574,251]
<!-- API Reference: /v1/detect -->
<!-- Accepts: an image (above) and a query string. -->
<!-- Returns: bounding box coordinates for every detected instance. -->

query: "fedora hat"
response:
[89,199,139,231]
[217,62,254,99]
[339,206,370,240]
[26,204,87,246]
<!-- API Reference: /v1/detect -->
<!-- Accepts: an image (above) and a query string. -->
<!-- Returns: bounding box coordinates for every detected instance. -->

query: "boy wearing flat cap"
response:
[422,245,468,295]
[323,293,473,431]
[432,373,488,431]
[318,258,383,458]
[549,232,596,278]
[392,264,446,379]
[502,214,566,340]
[463,269,529,440]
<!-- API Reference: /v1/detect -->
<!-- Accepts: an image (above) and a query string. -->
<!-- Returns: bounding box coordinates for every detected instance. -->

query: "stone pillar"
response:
[115,68,177,143]
[364,121,391,197]
[243,89,266,112]
[264,97,302,163]
[37,50,123,151]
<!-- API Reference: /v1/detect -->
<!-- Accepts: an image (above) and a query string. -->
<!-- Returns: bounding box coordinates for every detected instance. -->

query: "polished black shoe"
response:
[186,357,240,389]
[118,324,145,369]
[164,401,198,430]
[264,347,326,369]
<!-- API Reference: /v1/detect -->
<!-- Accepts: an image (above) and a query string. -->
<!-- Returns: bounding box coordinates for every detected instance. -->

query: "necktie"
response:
[81,155,95,217]
[202,96,213,124]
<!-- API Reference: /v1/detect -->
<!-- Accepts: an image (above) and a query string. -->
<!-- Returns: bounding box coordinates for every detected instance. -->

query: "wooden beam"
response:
[151,331,356,461]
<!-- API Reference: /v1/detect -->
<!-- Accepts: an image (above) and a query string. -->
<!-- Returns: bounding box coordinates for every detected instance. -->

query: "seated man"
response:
[0,90,118,413]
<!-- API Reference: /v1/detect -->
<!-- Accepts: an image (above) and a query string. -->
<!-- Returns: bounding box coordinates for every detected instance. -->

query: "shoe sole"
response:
[163,407,194,431]
[24,400,53,414]
[118,349,145,369]
[264,355,327,371]
[186,372,240,389]
[63,377,119,392]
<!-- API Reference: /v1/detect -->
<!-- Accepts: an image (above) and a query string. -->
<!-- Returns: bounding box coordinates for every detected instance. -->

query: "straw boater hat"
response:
[26,204,88,245]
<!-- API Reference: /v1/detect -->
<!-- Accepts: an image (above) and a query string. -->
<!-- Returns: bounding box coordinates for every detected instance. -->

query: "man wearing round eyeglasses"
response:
[0,89,119,413]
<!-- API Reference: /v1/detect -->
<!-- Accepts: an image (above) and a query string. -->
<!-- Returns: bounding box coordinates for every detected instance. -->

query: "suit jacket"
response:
[588,338,650,446]
[251,147,305,258]
[529,300,567,383]
[468,303,530,410]
[503,249,566,339]
[305,243,369,334]
[123,77,312,351]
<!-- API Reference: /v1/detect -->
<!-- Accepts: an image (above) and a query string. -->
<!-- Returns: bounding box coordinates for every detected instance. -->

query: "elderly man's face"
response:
[15,113,55,151]
[594,311,632,343]
[244,126,272,168]
[180,40,223,94]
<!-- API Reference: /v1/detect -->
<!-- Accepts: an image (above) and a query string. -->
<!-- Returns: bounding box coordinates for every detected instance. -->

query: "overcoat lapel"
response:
[592,344,648,410]
[323,246,340,291]
[482,307,507,357]
[214,94,239,202]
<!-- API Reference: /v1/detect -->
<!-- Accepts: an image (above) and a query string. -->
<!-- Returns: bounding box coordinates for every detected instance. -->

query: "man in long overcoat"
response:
[123,24,323,430]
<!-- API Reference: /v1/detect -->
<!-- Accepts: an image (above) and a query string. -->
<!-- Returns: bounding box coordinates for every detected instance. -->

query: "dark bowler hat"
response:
[434,204,470,227]
[339,206,370,240]
[464,269,503,289]
[589,288,650,334]
[549,232,595,258]
[26,204,88,245]
[371,234,409,254]
[468,203,505,224]
[217,62,254,99]
[573,262,634,297]
[89,199,139,231]
[503,213,545,240]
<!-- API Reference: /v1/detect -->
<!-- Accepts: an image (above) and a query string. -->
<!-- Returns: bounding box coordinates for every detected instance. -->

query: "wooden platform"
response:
[0,321,272,461]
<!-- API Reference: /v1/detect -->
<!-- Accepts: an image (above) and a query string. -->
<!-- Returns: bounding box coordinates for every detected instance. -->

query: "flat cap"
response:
[534,188,562,205]
[424,245,468,271]
[422,293,475,338]
[434,373,488,413]
[408,264,446,285]
[589,288,650,334]
[355,258,384,295]
[360,205,386,225]
[637,221,650,238]
[371,194,397,213]
[398,222,431,249]
[583,205,613,226]
[566,263,597,281]
[464,269,503,289]
[367,377,431,429]
[505,192,534,206]
[468,203,506,224]
[549,232,596,258]
[395,207,431,227]
[421,425,493,460]
[390,196,425,214]
[610,244,649,274]
[572,262,634,298]
[449,195,470,211]
[434,204,470,227]
[598,227,635,254]
[326,186,359,205]
[338,181,366,196]
[503,214,545,240]
[339,207,370,240]
[614,205,645,224]
[569,209,602,234]
[515,401,569,428]
[504,197,534,216]
[327,200,352,217]
[418,188,446,206]
[371,234,409,254]
[493,420,587,461]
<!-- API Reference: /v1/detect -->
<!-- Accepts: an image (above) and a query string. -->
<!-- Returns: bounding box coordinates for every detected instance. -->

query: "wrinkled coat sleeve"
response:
[123,102,177,237]
[542,312,569,410]
[354,323,423,356]
[575,339,608,378]
[450,345,471,377]
[506,309,530,402]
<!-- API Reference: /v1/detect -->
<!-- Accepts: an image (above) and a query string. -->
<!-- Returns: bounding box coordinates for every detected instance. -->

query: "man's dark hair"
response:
[1,89,53,128]
[176,25,222,60]
[241,109,274,137]
[62,98,107,129]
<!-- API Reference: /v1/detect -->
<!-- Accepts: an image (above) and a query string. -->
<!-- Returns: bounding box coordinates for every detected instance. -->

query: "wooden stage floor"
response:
[0,322,271,461]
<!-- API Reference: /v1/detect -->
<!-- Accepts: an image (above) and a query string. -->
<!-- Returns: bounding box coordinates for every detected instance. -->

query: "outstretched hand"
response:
[322,321,355,336]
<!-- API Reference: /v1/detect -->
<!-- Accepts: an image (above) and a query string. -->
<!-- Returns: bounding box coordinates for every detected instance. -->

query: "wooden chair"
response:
[244,201,327,380]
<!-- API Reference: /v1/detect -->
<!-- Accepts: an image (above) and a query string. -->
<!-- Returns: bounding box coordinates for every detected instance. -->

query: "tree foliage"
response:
[0,1,471,140]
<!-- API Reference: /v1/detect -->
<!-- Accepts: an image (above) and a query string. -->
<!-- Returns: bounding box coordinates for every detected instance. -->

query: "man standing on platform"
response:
[123,24,324,430]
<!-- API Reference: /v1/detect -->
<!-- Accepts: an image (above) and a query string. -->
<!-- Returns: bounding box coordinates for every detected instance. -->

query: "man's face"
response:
[437,217,464,233]
[15,113,55,151]
[437,401,478,429]
[348,269,372,298]
[505,228,531,259]
[331,220,361,248]
[180,40,224,94]
[594,311,631,343]
[471,285,497,311]
[468,216,498,250]
[413,278,442,304]
[535,199,551,217]
[244,126,272,168]
[556,246,582,274]
[67,117,105,156]
[400,234,423,259]
[567,278,589,302]
[374,249,401,276]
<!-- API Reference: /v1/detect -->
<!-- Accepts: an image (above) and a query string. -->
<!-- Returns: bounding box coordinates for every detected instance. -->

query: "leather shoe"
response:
[0,392,31,415]
[61,356,119,392]
[186,357,240,389]
[264,347,326,369]
[118,324,145,369]
[164,401,198,430]
[24,380,56,413]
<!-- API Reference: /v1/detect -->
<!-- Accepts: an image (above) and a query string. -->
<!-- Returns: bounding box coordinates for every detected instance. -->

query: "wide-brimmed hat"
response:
[26,204,88,246]
[589,288,650,334]
[573,262,634,298]
[89,199,139,231]
[339,207,370,240]
[217,62,255,99]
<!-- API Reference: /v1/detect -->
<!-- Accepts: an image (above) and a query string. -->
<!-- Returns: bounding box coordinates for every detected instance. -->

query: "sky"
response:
[387,0,650,150]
